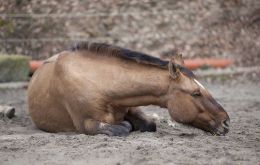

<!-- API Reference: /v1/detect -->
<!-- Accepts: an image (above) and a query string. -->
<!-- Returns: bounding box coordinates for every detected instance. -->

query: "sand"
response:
[0,80,259,165]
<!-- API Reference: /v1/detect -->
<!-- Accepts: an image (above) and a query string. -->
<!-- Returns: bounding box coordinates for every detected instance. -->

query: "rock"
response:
[0,105,15,119]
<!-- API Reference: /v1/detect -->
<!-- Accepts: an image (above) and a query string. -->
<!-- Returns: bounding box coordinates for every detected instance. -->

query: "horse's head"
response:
[166,54,230,135]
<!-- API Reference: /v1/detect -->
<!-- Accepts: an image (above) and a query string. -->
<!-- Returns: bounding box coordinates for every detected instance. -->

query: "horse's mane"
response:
[70,42,195,77]
[70,42,169,69]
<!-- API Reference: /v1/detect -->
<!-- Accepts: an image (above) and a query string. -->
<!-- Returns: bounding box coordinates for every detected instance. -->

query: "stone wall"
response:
[0,0,259,66]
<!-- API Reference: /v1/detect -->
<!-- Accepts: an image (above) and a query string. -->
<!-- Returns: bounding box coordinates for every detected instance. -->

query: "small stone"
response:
[0,105,15,119]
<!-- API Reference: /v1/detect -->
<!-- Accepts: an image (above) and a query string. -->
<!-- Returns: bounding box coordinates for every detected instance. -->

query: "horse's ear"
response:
[168,60,180,79]
[171,53,184,66]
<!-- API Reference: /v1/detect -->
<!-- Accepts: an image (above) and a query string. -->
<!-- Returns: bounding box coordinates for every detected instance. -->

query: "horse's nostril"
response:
[222,119,230,129]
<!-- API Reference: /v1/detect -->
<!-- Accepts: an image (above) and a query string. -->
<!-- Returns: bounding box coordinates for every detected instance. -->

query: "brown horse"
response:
[28,42,230,136]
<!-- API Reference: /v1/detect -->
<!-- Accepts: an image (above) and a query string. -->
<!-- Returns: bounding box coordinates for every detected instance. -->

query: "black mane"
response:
[70,42,195,77]
[70,42,169,68]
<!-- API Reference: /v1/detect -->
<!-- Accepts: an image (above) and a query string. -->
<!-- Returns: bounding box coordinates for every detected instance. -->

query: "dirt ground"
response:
[0,78,259,165]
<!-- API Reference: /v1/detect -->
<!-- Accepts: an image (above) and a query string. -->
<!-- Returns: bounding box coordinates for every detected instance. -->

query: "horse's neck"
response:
[109,62,170,108]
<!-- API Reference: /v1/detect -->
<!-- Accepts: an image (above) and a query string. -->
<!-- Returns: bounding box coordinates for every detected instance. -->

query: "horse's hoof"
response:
[100,122,131,137]
[140,121,157,132]
[119,121,133,132]
[107,125,131,137]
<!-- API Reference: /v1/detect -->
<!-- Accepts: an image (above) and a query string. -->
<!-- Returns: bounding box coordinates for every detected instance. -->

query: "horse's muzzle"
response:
[213,118,230,136]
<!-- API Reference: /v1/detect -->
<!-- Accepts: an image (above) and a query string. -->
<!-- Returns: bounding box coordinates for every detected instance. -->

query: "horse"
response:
[28,42,230,136]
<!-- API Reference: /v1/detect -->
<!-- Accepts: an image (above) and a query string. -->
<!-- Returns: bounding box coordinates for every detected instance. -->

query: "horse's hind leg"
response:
[125,107,156,132]
[84,119,132,136]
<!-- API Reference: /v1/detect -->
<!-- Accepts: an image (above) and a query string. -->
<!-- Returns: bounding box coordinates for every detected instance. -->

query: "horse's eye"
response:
[191,90,202,97]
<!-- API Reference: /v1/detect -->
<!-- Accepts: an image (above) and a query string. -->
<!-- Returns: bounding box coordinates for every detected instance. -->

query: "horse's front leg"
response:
[125,107,156,132]
[84,119,132,136]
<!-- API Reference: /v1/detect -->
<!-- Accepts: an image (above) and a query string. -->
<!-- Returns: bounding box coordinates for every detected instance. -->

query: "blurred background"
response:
[0,0,259,66]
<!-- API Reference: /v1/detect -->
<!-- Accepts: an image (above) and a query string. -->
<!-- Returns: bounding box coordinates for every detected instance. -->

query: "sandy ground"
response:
[0,79,259,165]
